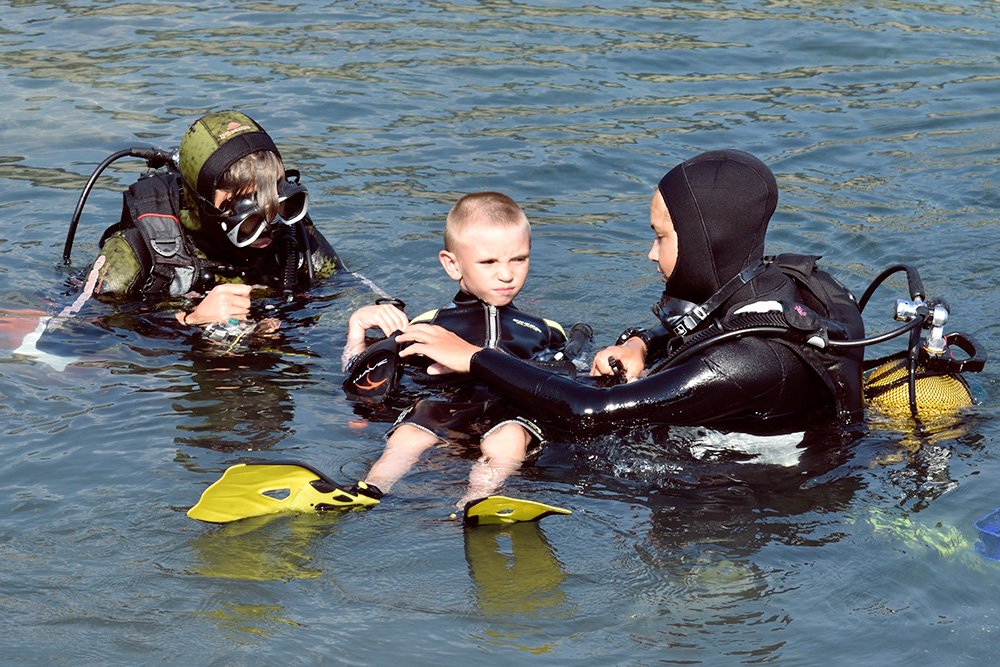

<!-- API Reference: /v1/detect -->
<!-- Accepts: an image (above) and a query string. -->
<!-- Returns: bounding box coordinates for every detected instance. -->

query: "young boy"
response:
[343,192,570,512]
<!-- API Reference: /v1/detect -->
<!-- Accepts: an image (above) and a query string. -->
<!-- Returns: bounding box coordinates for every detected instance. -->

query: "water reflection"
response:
[187,513,332,582]
[3,0,999,661]
[195,602,303,643]
[172,353,300,452]
[464,522,573,622]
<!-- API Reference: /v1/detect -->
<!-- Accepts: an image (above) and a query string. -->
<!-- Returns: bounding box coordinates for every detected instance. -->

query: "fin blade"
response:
[187,462,377,524]
[463,495,572,526]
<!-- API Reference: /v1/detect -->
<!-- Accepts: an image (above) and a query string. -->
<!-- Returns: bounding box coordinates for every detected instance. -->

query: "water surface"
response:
[2,0,999,664]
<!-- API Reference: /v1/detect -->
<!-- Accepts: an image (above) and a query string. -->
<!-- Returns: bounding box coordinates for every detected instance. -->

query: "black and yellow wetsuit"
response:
[390,290,569,445]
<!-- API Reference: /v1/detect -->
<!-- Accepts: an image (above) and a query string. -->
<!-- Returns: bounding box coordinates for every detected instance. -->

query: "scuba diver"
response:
[66,109,345,327]
[395,149,985,434]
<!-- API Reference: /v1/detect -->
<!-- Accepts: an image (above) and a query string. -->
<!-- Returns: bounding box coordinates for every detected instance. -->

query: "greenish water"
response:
[2,0,999,664]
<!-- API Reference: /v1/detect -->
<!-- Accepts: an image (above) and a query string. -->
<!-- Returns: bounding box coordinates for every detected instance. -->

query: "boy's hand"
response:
[591,338,646,380]
[346,303,410,347]
[178,283,253,326]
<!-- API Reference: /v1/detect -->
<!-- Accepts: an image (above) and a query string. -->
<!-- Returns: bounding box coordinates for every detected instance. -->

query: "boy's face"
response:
[439,224,531,307]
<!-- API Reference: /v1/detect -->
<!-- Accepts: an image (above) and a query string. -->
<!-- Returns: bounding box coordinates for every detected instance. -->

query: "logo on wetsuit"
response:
[513,317,541,334]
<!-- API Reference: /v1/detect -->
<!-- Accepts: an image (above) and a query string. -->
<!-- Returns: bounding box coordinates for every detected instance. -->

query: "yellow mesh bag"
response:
[865,357,972,417]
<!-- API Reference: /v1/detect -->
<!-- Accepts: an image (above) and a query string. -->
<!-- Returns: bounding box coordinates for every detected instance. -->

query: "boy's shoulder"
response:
[408,292,566,343]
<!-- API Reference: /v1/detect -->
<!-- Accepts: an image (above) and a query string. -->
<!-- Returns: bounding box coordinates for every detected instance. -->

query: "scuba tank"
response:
[856,266,985,418]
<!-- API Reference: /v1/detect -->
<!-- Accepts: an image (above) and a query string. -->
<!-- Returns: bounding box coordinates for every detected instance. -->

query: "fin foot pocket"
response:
[187,461,379,523]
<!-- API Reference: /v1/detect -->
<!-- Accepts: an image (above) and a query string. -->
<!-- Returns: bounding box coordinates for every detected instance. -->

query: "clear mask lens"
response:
[217,197,270,248]
[276,181,308,225]
[213,179,309,248]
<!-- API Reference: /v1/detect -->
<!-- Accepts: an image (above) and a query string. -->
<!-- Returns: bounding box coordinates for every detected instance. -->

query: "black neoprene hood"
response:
[656,149,779,305]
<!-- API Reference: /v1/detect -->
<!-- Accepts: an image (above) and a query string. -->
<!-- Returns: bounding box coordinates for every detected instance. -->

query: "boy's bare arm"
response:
[343,303,410,369]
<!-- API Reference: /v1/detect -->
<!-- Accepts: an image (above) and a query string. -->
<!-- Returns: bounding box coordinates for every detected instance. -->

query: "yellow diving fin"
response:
[188,460,380,524]
[462,495,572,527]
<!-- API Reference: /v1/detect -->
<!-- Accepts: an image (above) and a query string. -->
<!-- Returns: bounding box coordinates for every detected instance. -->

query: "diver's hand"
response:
[397,323,481,374]
[591,339,646,380]
[178,283,252,326]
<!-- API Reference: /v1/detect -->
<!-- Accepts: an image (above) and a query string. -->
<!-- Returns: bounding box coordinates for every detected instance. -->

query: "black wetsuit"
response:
[391,290,568,444]
[460,150,866,436]
[410,290,567,360]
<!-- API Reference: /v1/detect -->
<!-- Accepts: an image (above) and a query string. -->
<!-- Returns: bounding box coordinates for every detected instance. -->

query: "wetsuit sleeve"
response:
[638,324,673,361]
[304,221,346,278]
[470,336,828,434]
[89,234,144,298]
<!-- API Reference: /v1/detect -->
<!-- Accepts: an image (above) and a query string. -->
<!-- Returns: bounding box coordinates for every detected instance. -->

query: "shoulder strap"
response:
[769,253,860,320]
[102,171,204,296]
[669,259,767,336]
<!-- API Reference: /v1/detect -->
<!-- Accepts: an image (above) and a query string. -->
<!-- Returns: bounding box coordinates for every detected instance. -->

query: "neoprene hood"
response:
[179,110,280,202]
[657,149,779,305]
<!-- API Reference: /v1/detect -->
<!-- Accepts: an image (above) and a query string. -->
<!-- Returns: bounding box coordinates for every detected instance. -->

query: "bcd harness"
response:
[645,254,867,419]
[98,170,311,297]
[99,170,211,296]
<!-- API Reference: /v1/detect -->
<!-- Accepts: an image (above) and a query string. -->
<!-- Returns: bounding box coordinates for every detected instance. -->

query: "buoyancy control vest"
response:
[98,170,335,297]
[98,170,209,296]
[649,254,866,420]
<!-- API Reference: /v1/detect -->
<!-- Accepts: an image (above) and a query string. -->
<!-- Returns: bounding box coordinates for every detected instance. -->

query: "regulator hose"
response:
[63,146,176,265]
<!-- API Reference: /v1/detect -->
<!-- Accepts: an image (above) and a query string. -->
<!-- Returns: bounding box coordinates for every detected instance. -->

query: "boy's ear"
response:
[439,249,463,281]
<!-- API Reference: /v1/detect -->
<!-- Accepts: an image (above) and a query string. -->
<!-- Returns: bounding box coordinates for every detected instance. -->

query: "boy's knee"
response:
[386,424,440,454]
[480,423,531,461]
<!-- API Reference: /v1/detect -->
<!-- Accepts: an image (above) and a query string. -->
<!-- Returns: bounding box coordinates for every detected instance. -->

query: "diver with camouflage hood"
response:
[89,110,344,326]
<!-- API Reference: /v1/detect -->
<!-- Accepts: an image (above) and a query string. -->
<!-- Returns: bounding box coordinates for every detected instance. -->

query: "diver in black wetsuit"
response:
[396,150,866,436]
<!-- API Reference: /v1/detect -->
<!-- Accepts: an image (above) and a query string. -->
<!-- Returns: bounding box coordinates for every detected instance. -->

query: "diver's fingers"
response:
[397,324,478,373]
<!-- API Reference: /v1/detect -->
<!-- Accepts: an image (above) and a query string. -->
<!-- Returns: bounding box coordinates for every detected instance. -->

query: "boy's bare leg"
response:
[457,422,531,509]
[364,424,441,493]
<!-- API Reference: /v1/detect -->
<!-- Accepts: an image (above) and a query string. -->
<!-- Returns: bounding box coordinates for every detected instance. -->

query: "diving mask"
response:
[211,178,309,248]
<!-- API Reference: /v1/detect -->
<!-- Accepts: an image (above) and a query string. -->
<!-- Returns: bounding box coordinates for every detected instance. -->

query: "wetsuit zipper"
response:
[485,303,500,349]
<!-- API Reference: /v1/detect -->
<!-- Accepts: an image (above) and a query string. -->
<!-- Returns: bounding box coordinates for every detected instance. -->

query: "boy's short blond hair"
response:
[444,191,530,251]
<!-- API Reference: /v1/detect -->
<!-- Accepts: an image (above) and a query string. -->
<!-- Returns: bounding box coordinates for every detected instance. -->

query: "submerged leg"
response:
[364,424,441,494]
[458,422,531,509]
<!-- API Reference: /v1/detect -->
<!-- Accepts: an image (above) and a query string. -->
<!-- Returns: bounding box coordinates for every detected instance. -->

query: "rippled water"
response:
[3,0,1000,664]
